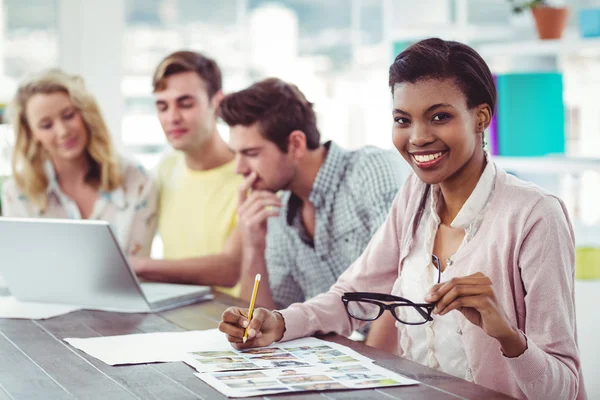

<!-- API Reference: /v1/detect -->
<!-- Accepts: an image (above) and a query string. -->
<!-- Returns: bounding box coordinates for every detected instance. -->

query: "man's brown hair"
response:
[152,50,222,98]
[218,78,320,152]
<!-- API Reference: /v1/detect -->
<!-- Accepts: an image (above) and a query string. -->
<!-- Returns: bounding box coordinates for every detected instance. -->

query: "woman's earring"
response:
[481,130,487,150]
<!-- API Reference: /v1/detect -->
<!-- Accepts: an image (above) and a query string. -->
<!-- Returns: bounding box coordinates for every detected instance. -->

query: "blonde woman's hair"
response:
[9,68,122,210]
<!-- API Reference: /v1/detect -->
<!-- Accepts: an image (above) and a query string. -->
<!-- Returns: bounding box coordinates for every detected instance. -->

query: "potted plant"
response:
[509,1,569,40]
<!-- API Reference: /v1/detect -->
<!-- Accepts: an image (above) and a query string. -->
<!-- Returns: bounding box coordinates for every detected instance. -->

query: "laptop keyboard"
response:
[140,282,210,304]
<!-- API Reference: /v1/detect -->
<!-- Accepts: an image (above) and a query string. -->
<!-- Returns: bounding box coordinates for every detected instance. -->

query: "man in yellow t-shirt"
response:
[130,51,242,296]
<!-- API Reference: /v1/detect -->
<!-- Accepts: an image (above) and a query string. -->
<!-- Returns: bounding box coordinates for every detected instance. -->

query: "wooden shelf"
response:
[477,37,600,59]
[492,155,600,174]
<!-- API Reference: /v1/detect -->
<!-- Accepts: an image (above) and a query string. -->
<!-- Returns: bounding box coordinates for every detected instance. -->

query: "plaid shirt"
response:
[265,141,408,309]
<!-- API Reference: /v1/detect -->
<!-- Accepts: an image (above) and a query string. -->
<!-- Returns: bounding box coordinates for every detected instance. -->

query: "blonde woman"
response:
[0,69,158,256]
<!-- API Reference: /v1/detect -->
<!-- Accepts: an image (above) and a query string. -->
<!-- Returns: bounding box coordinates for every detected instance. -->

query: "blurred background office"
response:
[0,0,598,397]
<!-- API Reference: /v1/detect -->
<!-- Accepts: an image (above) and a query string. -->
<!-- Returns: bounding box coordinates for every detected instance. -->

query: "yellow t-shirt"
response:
[157,152,242,297]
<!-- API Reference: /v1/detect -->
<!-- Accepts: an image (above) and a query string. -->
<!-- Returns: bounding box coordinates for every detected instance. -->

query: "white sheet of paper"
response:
[195,362,419,398]
[0,296,81,320]
[64,329,374,369]
[183,337,373,373]
[64,328,232,365]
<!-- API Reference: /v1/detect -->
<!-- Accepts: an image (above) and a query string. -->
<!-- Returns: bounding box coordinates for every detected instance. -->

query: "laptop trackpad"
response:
[140,282,210,303]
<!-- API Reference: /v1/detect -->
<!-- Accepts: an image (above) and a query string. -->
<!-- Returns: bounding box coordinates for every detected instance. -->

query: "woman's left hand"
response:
[424,272,527,356]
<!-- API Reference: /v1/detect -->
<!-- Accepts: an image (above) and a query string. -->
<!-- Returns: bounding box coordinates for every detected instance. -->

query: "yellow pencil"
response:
[243,273,261,343]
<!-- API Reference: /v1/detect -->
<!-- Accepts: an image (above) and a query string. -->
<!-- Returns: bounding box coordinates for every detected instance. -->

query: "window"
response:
[122,0,243,168]
[0,0,58,177]
[121,0,392,170]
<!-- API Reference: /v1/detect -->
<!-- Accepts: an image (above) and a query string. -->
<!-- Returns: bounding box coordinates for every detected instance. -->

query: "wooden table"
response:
[0,291,514,399]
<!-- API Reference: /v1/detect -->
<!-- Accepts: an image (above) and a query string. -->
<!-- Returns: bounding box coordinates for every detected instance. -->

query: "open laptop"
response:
[0,217,212,312]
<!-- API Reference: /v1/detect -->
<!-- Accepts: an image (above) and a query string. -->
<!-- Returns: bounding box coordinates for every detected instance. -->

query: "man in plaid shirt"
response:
[220,78,407,310]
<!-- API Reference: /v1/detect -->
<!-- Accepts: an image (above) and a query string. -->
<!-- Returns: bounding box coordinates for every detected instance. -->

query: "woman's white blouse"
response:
[394,159,496,381]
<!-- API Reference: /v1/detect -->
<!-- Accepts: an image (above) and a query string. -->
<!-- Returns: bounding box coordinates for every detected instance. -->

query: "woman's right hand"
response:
[219,307,286,349]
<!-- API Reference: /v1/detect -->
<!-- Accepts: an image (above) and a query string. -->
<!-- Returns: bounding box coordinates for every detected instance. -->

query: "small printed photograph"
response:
[281,345,313,352]
[213,362,259,370]
[317,356,359,365]
[270,360,311,368]
[314,349,344,357]
[354,378,399,387]
[279,374,333,384]
[291,381,348,391]
[292,349,345,359]
[283,345,332,353]
[191,350,237,358]
[278,369,304,377]
[245,387,291,393]
[249,353,298,361]
[326,365,369,373]
[213,371,267,381]
[197,356,246,365]
[338,373,386,381]
[226,379,281,389]
[240,347,283,355]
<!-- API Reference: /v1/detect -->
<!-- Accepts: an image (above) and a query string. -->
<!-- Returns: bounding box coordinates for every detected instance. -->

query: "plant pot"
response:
[531,6,569,40]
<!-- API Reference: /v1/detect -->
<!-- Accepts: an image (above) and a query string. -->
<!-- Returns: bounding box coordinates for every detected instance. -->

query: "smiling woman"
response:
[390,39,494,188]
[219,38,586,400]
[0,69,158,257]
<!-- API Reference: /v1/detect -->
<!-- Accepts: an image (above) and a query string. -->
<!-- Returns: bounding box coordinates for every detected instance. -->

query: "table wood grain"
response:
[0,291,515,399]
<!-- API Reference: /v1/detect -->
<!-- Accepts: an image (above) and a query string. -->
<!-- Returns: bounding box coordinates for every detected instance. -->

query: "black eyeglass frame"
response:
[341,255,442,325]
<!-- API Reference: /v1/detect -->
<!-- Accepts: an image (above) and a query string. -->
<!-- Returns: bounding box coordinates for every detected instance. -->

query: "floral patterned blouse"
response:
[0,156,158,256]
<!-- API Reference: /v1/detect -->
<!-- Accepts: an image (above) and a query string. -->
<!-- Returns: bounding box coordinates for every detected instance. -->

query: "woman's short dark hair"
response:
[218,78,320,152]
[389,38,496,114]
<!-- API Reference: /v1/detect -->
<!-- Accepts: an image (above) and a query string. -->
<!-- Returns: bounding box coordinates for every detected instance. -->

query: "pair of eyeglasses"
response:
[341,255,441,325]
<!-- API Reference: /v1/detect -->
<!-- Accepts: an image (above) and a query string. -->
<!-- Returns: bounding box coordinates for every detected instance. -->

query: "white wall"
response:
[58,0,125,143]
